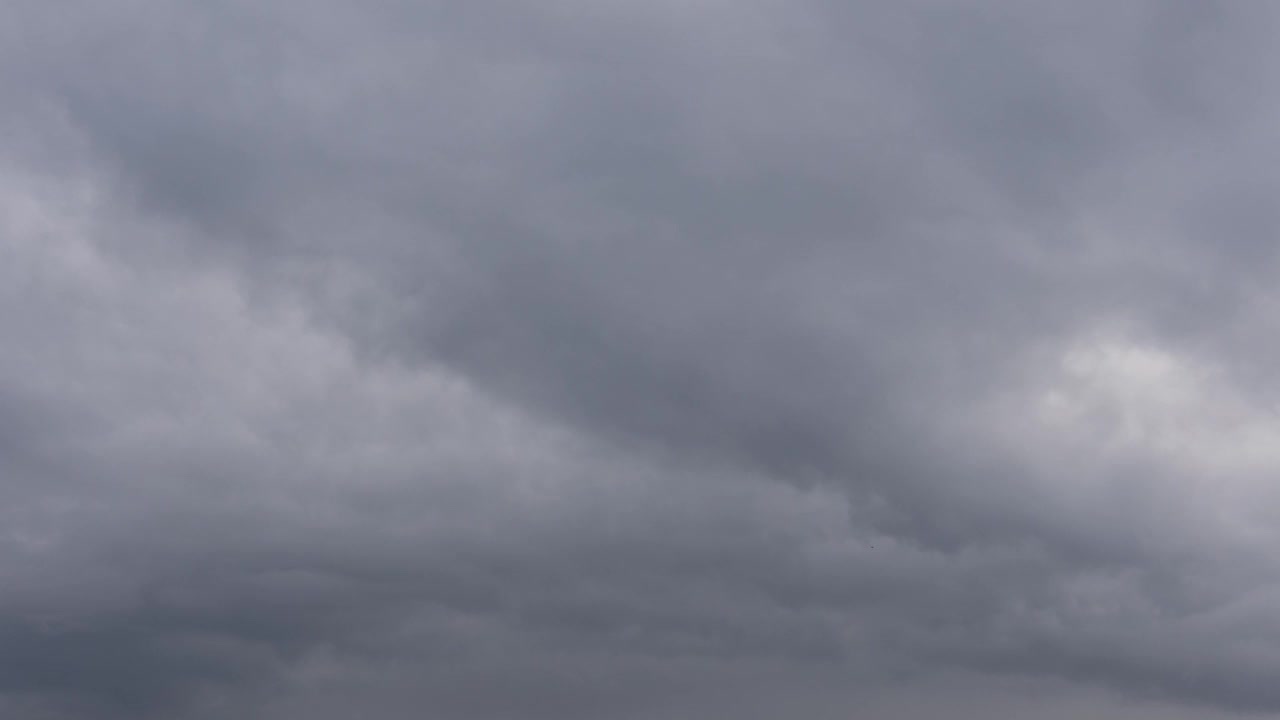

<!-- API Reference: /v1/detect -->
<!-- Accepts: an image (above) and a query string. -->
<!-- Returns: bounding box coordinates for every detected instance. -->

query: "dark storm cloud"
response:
[5,1,1280,718]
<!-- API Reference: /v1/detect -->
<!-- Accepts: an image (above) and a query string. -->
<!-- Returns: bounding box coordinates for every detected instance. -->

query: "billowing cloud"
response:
[4,2,1280,718]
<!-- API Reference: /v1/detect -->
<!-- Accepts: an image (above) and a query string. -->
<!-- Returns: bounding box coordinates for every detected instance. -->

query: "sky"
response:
[4,1,1280,718]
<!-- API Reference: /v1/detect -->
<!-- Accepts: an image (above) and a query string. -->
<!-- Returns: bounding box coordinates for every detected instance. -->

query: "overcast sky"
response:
[5,2,1280,718]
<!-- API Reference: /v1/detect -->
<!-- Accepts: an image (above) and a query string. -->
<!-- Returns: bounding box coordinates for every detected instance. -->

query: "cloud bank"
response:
[4,2,1280,718]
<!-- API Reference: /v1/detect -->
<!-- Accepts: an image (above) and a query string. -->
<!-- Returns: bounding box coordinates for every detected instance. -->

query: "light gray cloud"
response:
[5,1,1280,718]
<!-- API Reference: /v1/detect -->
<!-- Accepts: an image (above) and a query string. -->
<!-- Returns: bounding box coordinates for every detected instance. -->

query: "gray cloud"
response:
[4,1,1280,718]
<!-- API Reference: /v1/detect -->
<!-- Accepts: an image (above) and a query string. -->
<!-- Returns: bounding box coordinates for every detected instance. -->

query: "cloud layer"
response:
[5,2,1280,718]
